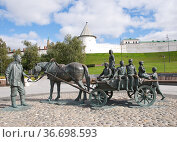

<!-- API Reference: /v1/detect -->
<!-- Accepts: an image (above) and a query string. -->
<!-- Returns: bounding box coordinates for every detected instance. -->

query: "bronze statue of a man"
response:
[114,61,128,91]
[5,55,29,108]
[109,49,115,75]
[126,59,138,91]
[98,62,112,81]
[138,61,150,79]
[151,67,165,100]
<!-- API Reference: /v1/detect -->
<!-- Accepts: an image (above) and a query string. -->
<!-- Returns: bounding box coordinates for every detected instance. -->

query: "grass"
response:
[1,52,177,76]
[84,51,177,74]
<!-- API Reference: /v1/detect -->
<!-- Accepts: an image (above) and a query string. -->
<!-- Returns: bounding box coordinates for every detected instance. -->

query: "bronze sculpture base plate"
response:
[40,100,59,104]
[40,99,89,106]
[91,105,117,110]
[2,105,31,111]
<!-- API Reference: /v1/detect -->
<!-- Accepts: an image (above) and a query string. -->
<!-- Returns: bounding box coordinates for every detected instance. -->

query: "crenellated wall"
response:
[95,40,177,53]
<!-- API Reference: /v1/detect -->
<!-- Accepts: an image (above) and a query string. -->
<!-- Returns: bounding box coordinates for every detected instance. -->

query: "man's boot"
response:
[117,80,120,91]
[160,93,165,100]
[125,79,128,91]
[20,95,28,106]
[11,96,17,108]
[130,78,134,91]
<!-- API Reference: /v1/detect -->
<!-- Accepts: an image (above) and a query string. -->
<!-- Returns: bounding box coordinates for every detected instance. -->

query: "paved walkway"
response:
[0,77,78,98]
[0,92,176,127]
[0,77,176,98]
[0,77,177,127]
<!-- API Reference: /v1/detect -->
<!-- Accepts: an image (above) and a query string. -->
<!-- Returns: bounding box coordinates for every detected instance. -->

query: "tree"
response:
[0,38,9,75]
[13,49,22,57]
[47,34,85,64]
[22,40,40,70]
[40,42,55,62]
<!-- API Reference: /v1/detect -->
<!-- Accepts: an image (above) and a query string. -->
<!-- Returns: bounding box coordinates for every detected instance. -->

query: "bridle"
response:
[27,62,53,82]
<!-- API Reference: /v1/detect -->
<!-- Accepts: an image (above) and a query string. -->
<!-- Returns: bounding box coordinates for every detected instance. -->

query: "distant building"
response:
[7,23,177,56]
[78,22,177,53]
[7,38,50,57]
[121,38,140,44]
[78,22,97,53]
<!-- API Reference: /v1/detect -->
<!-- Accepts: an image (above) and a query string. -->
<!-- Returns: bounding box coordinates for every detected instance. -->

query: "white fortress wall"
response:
[125,41,177,53]
[94,41,177,54]
[96,43,128,53]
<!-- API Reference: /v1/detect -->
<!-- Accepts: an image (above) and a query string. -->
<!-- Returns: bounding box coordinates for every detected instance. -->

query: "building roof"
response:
[79,22,96,38]
[140,40,177,43]
[123,38,139,40]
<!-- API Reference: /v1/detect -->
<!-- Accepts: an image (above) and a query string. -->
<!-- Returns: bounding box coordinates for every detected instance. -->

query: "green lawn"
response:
[85,51,177,74]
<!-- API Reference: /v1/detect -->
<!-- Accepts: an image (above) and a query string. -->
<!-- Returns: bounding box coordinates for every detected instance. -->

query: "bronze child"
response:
[109,49,115,75]
[138,61,150,79]
[126,59,138,91]
[151,67,165,100]
[114,61,128,91]
[98,62,112,81]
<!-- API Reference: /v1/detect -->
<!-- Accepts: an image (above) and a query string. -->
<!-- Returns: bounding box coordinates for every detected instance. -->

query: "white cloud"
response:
[54,0,177,41]
[0,0,72,25]
[0,0,177,42]
[129,29,134,33]
[138,31,177,41]
[0,31,47,50]
[119,0,177,40]
[13,31,39,39]
[54,0,137,38]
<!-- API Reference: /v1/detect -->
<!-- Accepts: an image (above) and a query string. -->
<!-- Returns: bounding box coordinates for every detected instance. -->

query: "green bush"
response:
[86,64,95,67]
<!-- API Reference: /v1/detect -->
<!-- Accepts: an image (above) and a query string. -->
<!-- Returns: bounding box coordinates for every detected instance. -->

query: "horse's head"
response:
[32,63,42,80]
[32,62,53,80]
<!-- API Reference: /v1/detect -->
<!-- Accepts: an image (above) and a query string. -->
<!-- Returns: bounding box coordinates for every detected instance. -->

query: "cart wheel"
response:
[127,91,135,98]
[105,91,113,100]
[89,89,107,107]
[134,85,156,107]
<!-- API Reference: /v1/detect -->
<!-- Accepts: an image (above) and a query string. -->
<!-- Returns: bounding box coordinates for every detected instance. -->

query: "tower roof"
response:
[79,22,96,38]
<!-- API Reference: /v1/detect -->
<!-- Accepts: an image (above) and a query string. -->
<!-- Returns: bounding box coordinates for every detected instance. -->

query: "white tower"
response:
[78,22,97,53]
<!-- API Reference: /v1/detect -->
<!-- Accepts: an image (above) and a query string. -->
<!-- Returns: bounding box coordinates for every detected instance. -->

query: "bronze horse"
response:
[32,61,90,102]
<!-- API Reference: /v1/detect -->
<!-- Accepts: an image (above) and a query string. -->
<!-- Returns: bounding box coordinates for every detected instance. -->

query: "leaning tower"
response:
[78,22,97,53]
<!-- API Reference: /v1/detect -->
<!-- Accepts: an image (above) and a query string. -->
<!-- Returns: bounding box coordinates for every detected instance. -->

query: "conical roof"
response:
[79,22,96,38]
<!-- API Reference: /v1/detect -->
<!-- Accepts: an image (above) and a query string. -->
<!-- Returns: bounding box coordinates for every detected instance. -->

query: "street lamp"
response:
[162,56,165,72]
[120,37,122,61]
[0,60,2,76]
[166,35,170,63]
[0,60,1,75]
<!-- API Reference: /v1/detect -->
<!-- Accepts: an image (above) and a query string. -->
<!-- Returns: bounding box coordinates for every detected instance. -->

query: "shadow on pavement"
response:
[38,98,140,109]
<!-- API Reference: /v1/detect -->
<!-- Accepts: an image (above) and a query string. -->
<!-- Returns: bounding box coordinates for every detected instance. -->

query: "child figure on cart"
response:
[97,62,112,81]
[126,59,138,91]
[113,60,128,91]
[138,61,150,79]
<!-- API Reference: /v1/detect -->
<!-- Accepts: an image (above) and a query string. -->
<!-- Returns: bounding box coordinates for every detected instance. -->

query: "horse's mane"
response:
[55,62,65,68]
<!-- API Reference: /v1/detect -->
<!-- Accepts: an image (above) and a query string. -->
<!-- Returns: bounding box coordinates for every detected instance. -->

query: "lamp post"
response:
[0,60,2,76]
[162,56,165,72]
[120,37,122,61]
[166,35,170,63]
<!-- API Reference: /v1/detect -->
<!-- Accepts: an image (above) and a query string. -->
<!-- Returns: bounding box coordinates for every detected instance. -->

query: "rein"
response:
[27,73,46,82]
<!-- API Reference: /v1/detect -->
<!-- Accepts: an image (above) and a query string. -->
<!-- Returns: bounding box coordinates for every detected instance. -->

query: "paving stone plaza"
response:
[0,91,176,127]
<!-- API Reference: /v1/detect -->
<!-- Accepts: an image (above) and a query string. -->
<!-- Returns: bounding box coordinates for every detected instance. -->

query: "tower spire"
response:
[47,36,50,48]
[79,22,96,38]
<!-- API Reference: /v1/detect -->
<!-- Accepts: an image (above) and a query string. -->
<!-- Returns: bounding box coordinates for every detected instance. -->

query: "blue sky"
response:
[0,0,177,49]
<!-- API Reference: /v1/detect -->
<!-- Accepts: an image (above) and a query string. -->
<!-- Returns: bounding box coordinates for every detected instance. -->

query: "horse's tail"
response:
[82,64,90,91]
